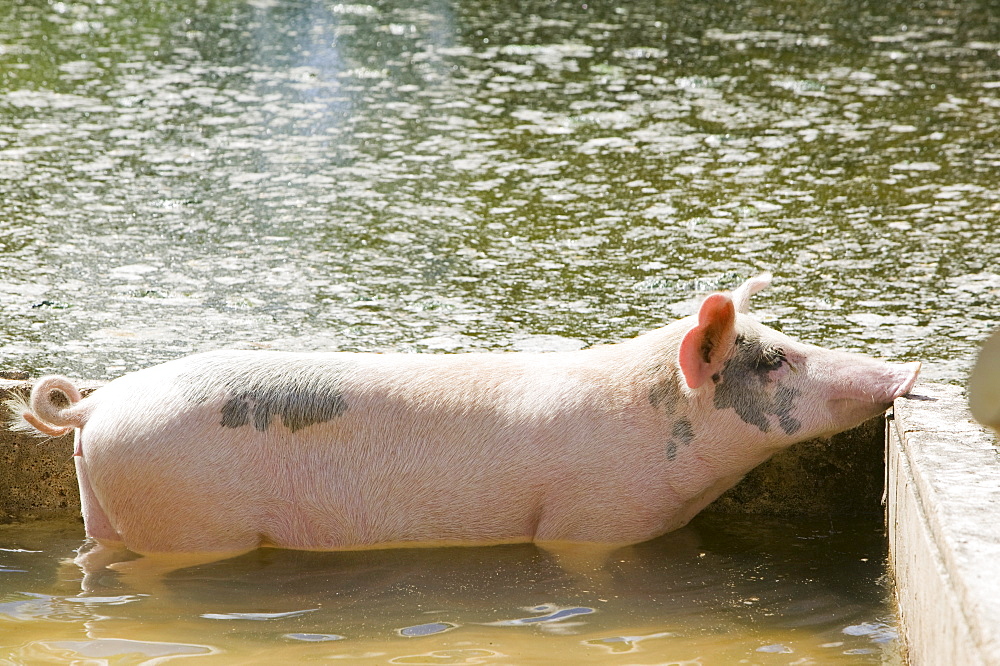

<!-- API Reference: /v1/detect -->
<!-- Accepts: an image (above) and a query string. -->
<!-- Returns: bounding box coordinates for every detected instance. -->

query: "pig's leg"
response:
[106,551,247,592]
[74,445,122,544]
[537,541,624,588]
[72,542,247,593]
[71,540,135,593]
[72,433,251,590]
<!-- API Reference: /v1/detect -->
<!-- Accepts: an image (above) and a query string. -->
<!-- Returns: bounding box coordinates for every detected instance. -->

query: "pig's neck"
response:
[602,324,779,526]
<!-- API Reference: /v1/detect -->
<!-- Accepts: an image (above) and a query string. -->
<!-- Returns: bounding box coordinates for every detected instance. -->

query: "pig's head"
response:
[676,273,920,450]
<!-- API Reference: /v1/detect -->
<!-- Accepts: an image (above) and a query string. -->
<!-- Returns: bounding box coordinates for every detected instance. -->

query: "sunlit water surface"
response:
[0,515,899,664]
[0,0,998,383]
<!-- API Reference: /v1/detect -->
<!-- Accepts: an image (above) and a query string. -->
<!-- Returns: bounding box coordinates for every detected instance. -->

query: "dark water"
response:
[0,0,998,384]
[0,514,900,664]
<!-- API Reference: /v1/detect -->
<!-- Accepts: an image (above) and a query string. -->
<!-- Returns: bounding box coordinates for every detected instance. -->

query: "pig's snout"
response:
[826,360,921,426]
[849,360,921,404]
[890,360,922,399]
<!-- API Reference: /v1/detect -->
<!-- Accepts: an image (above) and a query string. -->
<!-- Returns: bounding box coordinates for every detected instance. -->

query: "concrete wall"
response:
[709,413,886,517]
[888,383,1000,665]
[1,377,887,523]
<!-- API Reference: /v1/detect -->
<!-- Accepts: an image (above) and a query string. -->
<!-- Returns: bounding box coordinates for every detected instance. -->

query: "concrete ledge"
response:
[888,383,1000,665]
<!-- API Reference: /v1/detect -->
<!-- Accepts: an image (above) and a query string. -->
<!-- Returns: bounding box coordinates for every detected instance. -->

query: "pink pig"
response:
[13,274,919,570]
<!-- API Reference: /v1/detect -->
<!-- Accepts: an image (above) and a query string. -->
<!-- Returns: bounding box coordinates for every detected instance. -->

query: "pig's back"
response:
[76,350,667,553]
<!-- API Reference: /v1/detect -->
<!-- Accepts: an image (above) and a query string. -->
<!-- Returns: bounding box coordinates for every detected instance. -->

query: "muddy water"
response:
[0,515,899,664]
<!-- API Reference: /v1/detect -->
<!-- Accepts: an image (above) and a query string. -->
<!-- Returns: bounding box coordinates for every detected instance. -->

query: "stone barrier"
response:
[889,383,1000,665]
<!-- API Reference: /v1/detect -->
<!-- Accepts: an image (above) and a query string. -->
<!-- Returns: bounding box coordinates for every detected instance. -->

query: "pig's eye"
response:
[756,347,786,373]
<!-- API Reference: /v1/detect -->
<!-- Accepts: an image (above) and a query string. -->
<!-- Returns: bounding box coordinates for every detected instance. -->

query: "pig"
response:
[11,274,919,572]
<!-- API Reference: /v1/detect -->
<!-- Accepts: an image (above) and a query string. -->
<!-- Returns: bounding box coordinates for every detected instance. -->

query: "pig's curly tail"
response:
[6,376,86,437]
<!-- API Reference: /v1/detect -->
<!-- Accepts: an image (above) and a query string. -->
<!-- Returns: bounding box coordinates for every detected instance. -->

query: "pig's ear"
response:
[678,293,737,389]
[731,272,772,314]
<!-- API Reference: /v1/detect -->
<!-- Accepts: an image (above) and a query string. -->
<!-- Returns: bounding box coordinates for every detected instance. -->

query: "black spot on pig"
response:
[666,418,694,461]
[672,418,694,444]
[713,334,798,434]
[219,398,250,429]
[177,354,350,432]
[219,383,348,432]
[773,385,802,435]
[649,367,681,414]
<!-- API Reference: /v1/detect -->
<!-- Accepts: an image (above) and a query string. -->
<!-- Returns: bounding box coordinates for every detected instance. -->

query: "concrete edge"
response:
[888,382,1000,666]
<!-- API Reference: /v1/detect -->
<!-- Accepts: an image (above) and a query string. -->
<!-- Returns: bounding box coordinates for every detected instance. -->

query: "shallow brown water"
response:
[0,514,900,664]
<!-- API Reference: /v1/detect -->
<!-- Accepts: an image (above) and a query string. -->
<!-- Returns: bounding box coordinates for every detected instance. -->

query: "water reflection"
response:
[285,631,345,641]
[583,631,676,655]
[201,608,319,620]
[398,621,458,637]
[0,514,901,663]
[36,638,216,660]
[486,604,594,627]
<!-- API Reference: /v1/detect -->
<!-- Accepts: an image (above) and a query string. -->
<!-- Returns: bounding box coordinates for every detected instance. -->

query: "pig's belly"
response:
[259,463,550,550]
[80,428,556,554]
[95,470,545,554]
[259,493,543,552]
